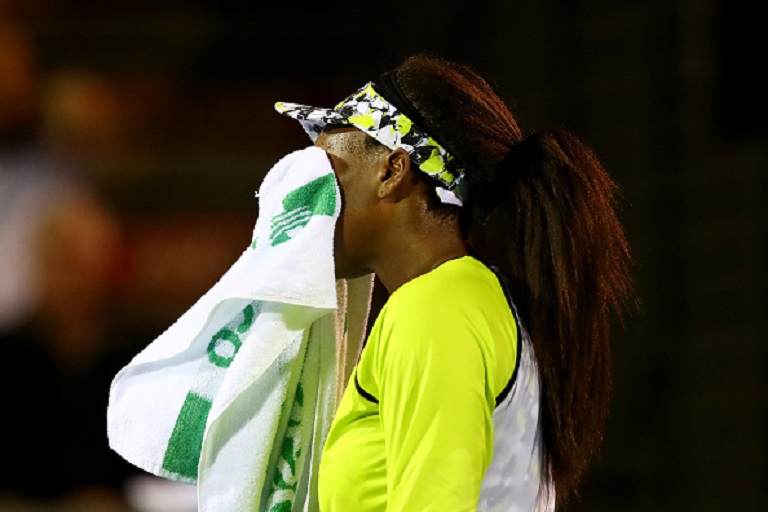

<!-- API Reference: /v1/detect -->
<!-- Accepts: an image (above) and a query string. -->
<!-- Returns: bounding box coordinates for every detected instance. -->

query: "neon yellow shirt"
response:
[319,256,518,511]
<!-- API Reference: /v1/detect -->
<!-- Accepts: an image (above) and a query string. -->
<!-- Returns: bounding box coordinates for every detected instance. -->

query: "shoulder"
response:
[373,257,507,357]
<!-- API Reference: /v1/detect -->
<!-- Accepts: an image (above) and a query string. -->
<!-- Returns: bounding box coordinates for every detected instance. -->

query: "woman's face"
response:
[315,127,387,279]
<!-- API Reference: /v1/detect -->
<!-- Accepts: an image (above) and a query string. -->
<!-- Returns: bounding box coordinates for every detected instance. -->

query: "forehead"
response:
[314,126,373,156]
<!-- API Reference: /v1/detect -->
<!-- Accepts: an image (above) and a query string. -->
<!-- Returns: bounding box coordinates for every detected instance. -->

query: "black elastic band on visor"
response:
[375,71,430,132]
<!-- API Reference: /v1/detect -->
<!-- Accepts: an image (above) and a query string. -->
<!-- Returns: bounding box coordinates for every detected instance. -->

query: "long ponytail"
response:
[471,129,632,501]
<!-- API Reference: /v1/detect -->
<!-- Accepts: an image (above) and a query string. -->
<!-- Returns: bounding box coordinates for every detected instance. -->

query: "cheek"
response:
[333,170,376,277]
[334,185,361,267]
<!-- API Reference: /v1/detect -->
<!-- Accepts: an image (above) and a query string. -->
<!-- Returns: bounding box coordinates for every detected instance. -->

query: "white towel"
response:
[108,146,372,511]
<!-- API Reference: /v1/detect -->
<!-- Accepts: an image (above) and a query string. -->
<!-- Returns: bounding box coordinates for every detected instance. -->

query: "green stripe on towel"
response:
[162,303,258,481]
[162,391,212,479]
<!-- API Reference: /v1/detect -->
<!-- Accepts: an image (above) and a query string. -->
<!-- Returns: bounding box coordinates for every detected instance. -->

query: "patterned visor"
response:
[275,82,468,207]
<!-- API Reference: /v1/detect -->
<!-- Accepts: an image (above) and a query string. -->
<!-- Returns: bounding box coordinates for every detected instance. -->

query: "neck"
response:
[371,217,468,293]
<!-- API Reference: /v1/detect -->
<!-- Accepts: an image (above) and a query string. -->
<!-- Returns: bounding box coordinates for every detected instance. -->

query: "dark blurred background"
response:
[0,0,764,511]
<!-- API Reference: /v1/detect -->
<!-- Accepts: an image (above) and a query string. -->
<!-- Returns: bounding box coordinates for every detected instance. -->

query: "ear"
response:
[376,148,418,200]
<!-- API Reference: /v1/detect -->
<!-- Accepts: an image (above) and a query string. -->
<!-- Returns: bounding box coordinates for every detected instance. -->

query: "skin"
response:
[315,126,468,293]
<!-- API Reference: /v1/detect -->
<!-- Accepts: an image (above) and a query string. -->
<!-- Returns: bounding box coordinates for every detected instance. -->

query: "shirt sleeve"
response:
[375,304,495,511]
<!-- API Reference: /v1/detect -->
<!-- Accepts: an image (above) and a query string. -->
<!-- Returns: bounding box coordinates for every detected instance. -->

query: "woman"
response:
[276,53,632,511]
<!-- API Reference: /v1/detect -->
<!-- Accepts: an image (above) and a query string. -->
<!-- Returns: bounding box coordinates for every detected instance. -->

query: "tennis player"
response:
[275,53,632,511]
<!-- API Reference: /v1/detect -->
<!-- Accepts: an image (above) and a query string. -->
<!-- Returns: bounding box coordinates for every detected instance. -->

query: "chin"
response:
[333,260,370,281]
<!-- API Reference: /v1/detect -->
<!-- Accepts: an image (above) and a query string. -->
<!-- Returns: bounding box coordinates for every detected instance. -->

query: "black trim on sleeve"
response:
[354,371,379,404]
[489,266,523,408]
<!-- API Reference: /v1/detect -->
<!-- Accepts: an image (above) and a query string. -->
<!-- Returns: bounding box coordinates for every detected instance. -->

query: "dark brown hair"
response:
[393,53,633,504]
